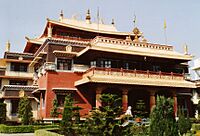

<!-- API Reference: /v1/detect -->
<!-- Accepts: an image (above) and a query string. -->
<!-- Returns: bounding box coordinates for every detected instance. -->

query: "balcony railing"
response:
[72,64,89,72]
[83,67,184,81]
[44,62,56,71]
[5,71,33,78]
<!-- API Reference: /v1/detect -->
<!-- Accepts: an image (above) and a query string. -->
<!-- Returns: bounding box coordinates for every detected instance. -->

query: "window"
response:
[105,60,111,68]
[42,93,45,109]
[10,62,28,72]
[9,80,27,85]
[90,61,96,67]
[57,95,66,107]
[57,58,72,70]
[123,62,137,70]
[11,100,19,116]
[99,59,111,68]
[124,62,129,70]
[153,65,161,72]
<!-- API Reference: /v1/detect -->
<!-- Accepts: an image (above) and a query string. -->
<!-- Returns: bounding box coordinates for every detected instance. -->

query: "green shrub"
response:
[192,123,200,131]
[0,124,58,133]
[35,128,63,136]
[33,125,59,131]
[0,103,6,124]
[0,124,34,133]
[130,125,149,135]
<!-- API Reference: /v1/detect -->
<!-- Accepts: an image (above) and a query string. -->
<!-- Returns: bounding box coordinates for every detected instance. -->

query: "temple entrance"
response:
[128,89,150,117]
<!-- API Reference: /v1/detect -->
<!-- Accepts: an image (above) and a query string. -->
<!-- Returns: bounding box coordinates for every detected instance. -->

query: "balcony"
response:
[44,62,56,71]
[72,64,89,72]
[75,67,195,88]
[5,71,33,78]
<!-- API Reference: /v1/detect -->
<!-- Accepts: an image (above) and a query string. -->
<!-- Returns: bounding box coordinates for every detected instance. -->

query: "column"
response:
[173,93,178,117]
[96,89,102,109]
[4,99,11,120]
[150,91,156,112]
[122,89,128,113]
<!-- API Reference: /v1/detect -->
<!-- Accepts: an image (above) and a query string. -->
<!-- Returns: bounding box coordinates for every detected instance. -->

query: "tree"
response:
[60,94,81,136]
[0,102,6,124]
[18,95,33,125]
[149,96,178,136]
[50,98,60,118]
[178,107,192,136]
[82,93,123,136]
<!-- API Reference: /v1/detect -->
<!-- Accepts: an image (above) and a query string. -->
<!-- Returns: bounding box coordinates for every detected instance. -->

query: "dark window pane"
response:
[57,59,72,70]
[10,63,28,72]
[11,100,19,115]
[9,80,27,85]
[57,95,66,107]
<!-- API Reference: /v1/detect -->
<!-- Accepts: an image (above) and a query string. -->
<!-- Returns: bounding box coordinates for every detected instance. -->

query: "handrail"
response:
[84,67,184,80]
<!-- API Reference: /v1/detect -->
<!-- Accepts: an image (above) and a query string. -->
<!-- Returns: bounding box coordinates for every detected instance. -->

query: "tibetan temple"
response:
[0,10,197,122]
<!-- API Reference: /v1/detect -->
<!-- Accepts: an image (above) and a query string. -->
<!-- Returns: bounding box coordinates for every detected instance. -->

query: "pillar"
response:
[122,89,128,113]
[150,91,156,112]
[173,93,178,117]
[96,89,102,109]
[4,99,11,120]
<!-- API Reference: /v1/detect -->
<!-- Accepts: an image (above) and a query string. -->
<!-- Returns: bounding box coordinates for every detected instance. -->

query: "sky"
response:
[0,0,200,70]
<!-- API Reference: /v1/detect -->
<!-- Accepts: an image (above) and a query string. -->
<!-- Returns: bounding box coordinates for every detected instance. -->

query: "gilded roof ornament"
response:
[141,33,147,43]
[125,35,132,42]
[60,10,63,17]
[111,19,115,25]
[59,10,64,22]
[6,40,10,52]
[133,27,142,42]
[86,9,91,24]
[184,44,188,55]
[133,27,140,35]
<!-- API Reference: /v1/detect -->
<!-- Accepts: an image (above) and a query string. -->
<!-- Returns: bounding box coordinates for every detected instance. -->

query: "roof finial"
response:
[133,13,136,27]
[59,10,64,22]
[86,9,91,24]
[133,27,140,42]
[47,23,52,38]
[6,40,11,52]
[111,18,115,25]
[184,43,188,55]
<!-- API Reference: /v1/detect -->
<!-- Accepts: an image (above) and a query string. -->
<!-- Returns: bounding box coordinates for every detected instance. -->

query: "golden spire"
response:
[133,27,140,41]
[5,40,10,52]
[59,10,64,22]
[184,44,188,55]
[86,9,91,24]
[111,18,115,25]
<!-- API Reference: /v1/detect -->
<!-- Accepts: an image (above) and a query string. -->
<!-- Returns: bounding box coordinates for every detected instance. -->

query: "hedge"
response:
[0,103,6,124]
[35,128,63,136]
[0,124,58,133]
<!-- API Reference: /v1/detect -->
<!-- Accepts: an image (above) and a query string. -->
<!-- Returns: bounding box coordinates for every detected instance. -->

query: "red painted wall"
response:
[38,71,92,118]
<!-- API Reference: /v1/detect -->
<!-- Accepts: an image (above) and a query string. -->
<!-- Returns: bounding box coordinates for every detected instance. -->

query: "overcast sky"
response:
[0,0,200,63]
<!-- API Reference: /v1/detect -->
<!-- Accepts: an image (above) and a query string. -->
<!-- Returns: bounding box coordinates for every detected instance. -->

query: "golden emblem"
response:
[19,89,25,97]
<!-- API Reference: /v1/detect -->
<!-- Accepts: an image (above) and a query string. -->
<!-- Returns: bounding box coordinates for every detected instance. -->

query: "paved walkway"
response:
[0,133,34,136]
